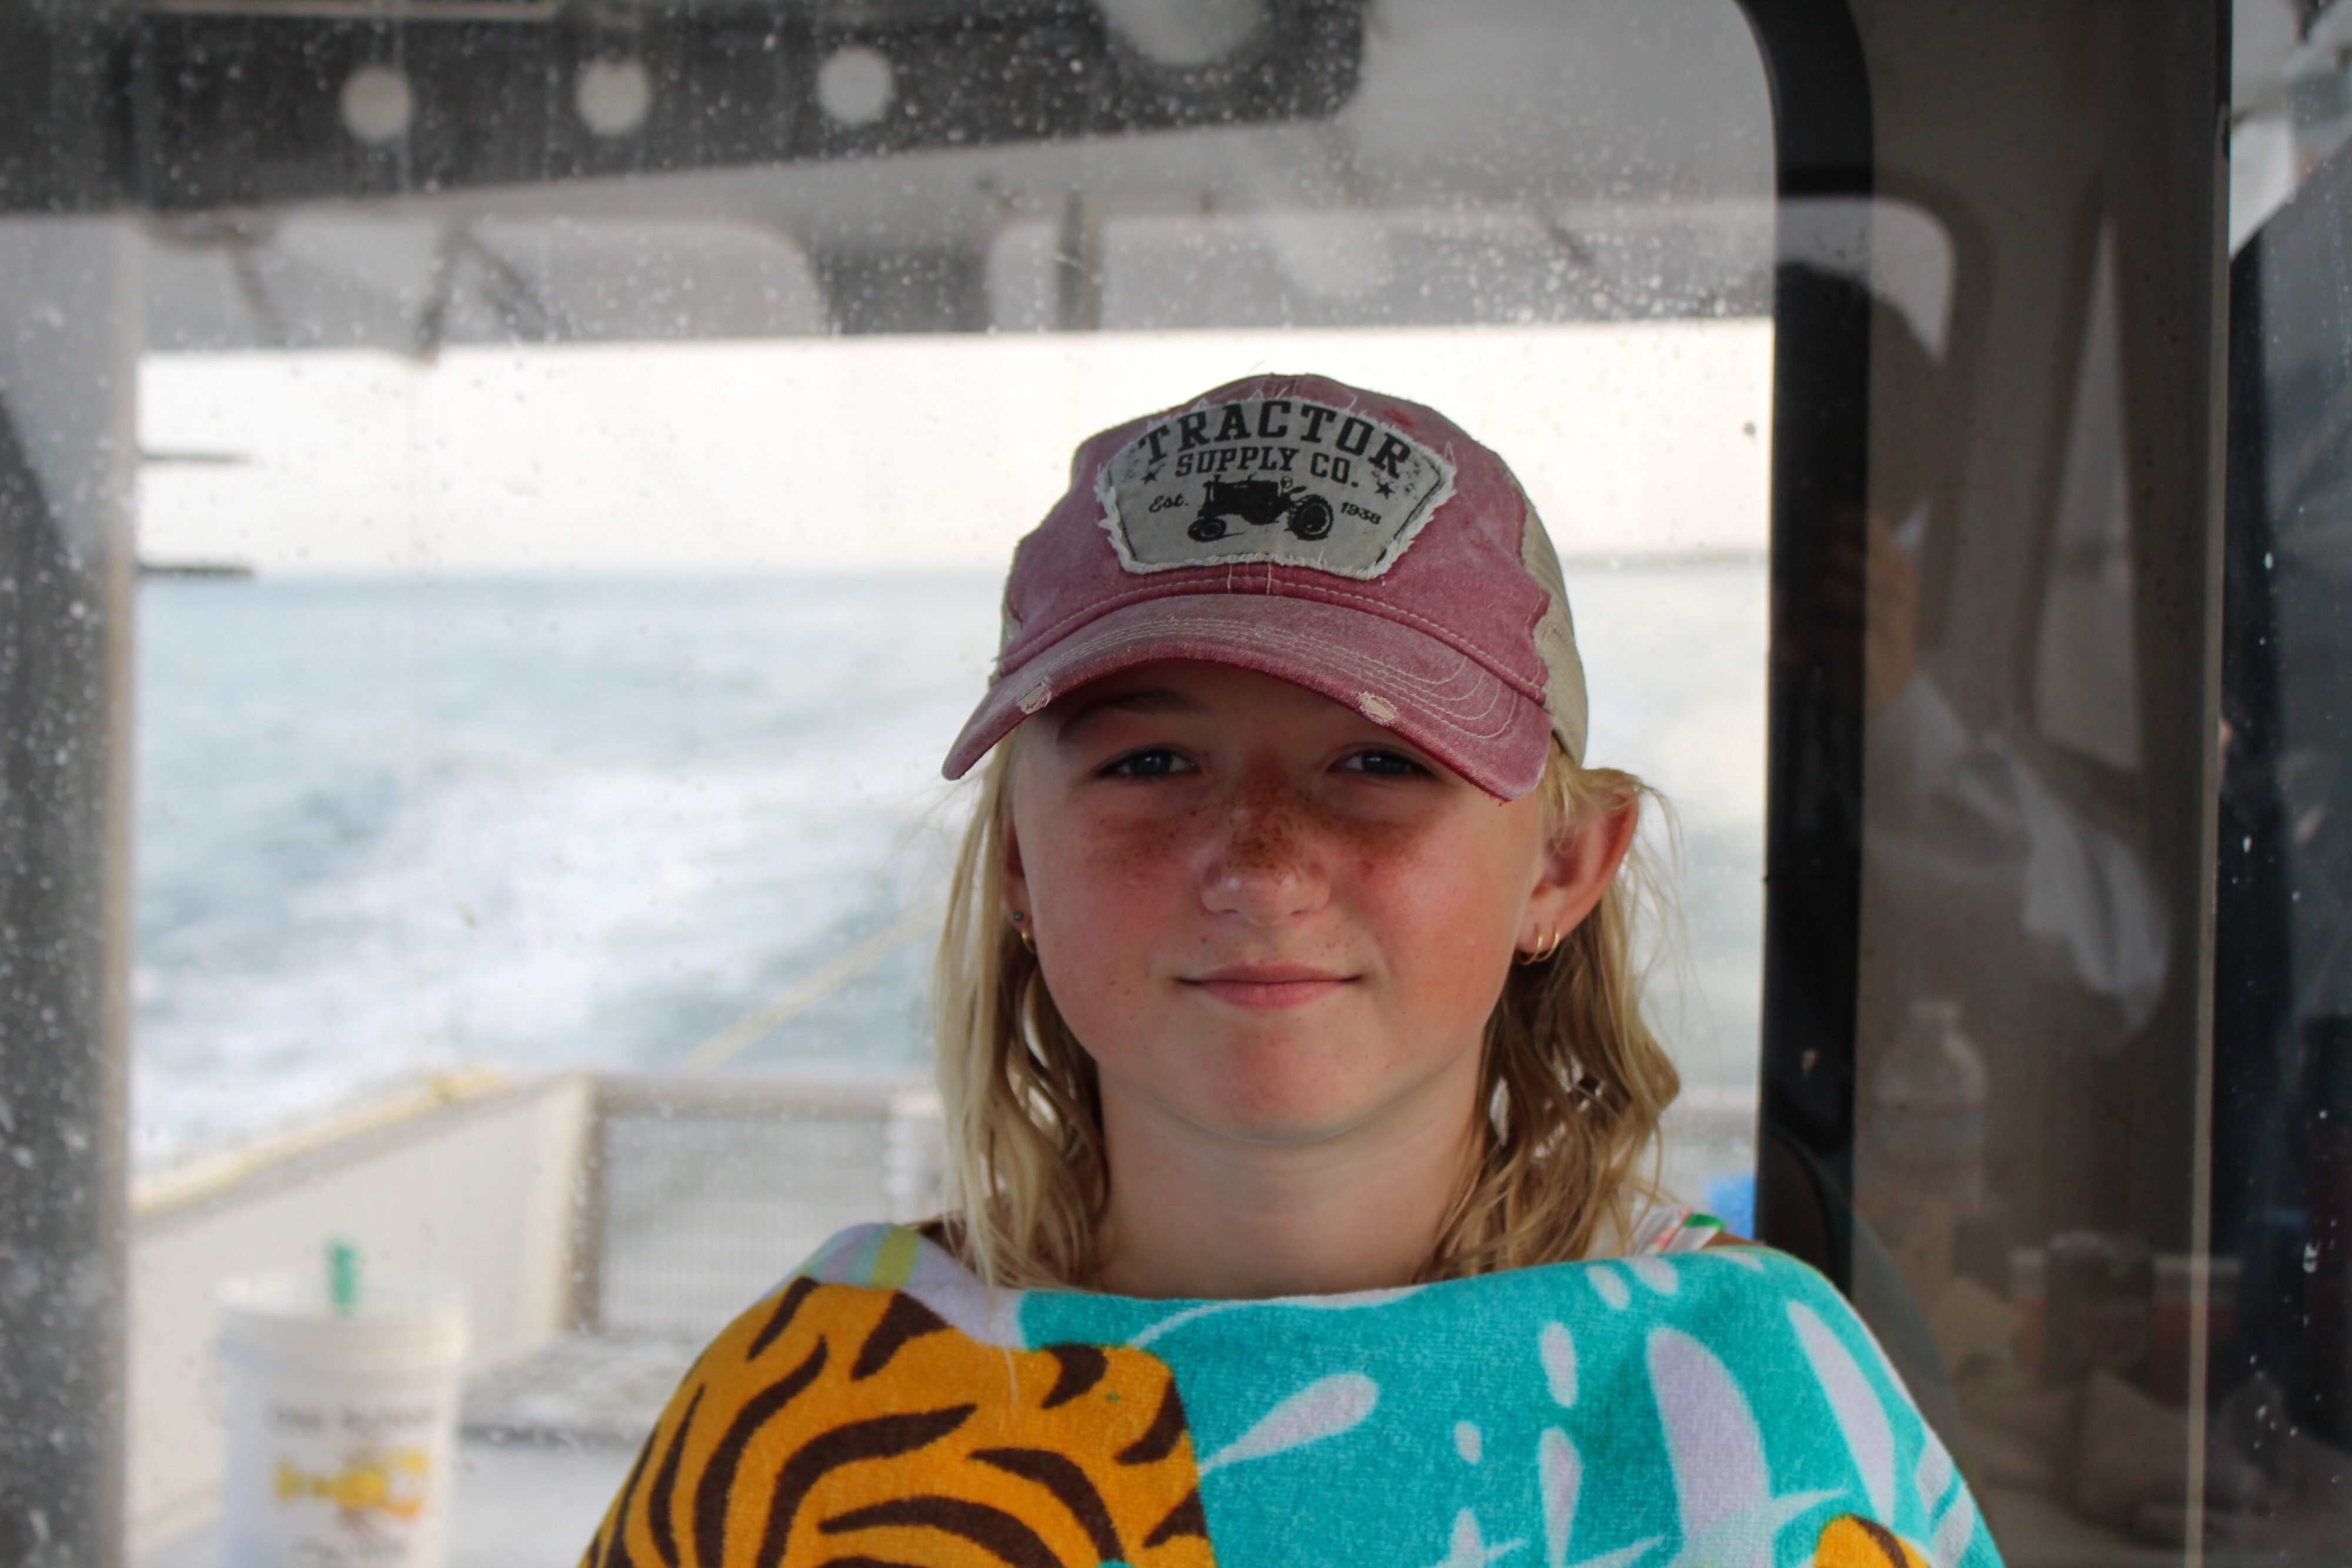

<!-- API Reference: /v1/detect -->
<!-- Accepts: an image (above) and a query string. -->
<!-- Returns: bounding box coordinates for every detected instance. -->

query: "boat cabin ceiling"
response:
[84,1,1780,349]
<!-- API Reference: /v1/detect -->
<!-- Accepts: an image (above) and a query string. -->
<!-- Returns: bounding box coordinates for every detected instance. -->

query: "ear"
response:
[1000,810,1031,924]
[1519,795,1638,955]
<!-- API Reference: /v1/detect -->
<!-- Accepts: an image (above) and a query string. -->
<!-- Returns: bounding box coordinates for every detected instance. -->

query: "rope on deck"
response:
[682,895,946,1072]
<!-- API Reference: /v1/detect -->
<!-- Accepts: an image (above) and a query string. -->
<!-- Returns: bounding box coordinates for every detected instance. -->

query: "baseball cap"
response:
[941,372,1588,800]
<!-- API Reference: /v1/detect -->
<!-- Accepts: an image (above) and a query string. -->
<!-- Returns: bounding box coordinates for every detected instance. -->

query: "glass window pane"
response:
[1819,14,2225,1567]
[2210,116,2352,1568]
[61,5,1784,1562]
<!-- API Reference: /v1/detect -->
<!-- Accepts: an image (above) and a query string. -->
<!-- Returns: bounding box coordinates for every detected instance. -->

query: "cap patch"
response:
[1095,394,1456,580]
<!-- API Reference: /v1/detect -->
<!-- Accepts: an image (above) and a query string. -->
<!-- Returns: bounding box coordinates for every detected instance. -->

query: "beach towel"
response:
[582,1216,1999,1568]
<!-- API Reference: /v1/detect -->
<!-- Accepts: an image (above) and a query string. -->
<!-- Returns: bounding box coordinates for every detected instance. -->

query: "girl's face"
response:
[1003,660,1627,1153]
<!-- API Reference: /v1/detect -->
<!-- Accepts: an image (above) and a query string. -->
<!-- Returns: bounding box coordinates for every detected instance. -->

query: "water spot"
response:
[818,46,896,126]
[339,65,413,145]
[576,59,653,137]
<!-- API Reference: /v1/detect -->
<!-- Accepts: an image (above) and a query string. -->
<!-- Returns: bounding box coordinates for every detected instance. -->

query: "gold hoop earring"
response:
[1516,926,1561,966]
[1011,911,1035,953]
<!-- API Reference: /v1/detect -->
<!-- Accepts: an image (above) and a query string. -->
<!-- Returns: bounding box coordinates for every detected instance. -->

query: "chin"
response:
[1175,1073,1411,1148]
[1095,1027,1481,1149]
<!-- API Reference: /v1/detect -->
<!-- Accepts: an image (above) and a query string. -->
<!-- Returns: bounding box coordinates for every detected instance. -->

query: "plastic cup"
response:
[217,1271,469,1568]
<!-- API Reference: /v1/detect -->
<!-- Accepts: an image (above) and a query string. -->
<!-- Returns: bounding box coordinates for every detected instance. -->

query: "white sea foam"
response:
[132,564,1764,1172]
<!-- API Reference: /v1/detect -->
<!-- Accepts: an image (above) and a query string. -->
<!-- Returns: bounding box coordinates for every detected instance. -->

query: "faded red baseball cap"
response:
[941,373,1588,800]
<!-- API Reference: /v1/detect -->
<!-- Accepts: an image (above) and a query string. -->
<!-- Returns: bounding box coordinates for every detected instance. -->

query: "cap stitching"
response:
[995,609,1524,741]
[1050,609,1514,721]
[1004,577,1548,702]
[946,609,1548,791]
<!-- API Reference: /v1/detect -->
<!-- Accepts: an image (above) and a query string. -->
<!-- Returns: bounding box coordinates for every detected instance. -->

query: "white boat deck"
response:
[138,1332,696,1568]
[124,1068,948,1564]
[125,1067,1759,1565]
[138,1434,641,1568]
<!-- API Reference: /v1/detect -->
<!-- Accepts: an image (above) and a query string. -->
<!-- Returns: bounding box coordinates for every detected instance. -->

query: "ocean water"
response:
[133,566,1765,1173]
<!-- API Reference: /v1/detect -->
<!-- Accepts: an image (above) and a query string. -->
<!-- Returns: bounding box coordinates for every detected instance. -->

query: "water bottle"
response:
[1870,998,1989,1211]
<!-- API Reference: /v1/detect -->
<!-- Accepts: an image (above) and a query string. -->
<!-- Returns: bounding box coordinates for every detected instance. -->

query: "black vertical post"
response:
[2091,0,2229,1263]
[1732,0,1875,1286]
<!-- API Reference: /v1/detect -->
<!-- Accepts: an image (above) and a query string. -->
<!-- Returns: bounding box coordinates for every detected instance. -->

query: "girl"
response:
[583,375,1999,1568]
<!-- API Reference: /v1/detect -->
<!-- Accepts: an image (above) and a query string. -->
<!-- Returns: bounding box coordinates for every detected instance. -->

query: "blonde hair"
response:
[931,733,1680,1291]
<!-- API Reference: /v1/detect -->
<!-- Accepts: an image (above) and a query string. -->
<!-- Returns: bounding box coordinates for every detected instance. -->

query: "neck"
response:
[1087,1078,1481,1299]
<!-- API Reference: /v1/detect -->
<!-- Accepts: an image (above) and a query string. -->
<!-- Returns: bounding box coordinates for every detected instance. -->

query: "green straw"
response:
[327,1237,361,1315]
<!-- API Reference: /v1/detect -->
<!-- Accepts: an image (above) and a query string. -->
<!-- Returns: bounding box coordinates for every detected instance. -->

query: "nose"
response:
[1198,771,1330,927]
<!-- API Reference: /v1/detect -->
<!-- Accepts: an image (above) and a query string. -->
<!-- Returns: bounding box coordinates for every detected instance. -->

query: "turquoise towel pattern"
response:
[779,1224,2001,1568]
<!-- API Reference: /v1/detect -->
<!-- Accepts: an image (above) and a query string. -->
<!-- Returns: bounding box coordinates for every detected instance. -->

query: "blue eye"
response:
[1341,748,1428,777]
[1104,747,1194,779]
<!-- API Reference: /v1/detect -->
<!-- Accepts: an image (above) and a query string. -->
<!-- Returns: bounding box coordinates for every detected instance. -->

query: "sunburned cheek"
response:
[1046,965,1158,1061]
[1027,812,1199,1017]
[1359,832,1528,1008]
[1419,938,1515,1029]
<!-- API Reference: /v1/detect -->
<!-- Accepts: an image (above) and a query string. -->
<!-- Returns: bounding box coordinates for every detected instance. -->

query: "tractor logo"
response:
[1187,479,1335,543]
[1098,394,1456,578]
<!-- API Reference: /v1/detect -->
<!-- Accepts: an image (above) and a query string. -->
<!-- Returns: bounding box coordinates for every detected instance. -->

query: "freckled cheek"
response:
[1031,813,1200,974]
[1028,822,1195,1072]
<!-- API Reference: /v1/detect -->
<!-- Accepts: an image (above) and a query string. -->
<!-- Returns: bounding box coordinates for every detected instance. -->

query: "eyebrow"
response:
[1052,687,1202,742]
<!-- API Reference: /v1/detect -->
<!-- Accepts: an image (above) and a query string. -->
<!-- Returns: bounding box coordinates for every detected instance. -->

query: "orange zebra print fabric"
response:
[583,1277,1217,1568]
[1815,1516,1933,1568]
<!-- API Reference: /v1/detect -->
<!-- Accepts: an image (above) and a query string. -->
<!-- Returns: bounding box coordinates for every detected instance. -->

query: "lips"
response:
[1182,963,1352,1009]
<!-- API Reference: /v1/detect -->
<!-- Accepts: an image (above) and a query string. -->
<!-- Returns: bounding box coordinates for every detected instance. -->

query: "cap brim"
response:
[941,594,1553,798]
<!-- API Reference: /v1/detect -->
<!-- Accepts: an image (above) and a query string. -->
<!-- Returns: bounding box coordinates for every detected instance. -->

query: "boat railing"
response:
[126,1066,941,1556]
[125,1064,1751,1559]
